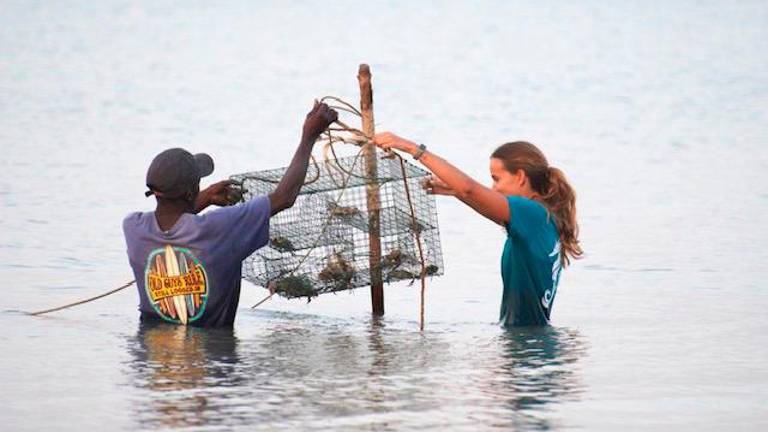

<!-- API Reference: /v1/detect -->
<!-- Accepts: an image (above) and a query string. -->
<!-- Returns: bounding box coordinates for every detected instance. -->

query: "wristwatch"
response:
[413,143,427,160]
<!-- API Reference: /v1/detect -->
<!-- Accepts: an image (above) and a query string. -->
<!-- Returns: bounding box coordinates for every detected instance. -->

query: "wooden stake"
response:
[358,64,384,315]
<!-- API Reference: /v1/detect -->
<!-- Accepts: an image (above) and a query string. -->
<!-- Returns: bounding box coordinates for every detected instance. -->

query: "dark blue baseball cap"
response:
[145,148,214,198]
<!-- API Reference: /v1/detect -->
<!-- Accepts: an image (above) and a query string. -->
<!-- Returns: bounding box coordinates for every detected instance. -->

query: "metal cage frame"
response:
[231,152,444,299]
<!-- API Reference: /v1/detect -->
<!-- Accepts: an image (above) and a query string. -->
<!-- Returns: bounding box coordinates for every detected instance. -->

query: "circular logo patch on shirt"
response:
[144,245,209,325]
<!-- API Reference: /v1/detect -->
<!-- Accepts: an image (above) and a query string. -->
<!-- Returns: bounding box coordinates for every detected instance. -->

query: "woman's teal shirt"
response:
[500,196,562,327]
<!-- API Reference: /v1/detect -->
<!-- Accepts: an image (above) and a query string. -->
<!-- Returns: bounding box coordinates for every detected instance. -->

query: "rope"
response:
[332,116,429,329]
[315,123,400,184]
[396,155,429,331]
[320,139,397,184]
[320,96,362,117]
[27,280,136,316]
[321,131,346,189]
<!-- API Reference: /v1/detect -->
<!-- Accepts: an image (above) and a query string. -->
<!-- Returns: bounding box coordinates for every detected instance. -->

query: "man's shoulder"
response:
[123,211,153,233]
[201,196,271,222]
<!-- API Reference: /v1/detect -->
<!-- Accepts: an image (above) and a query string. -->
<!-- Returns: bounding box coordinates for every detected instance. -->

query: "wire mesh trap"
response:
[231,152,444,300]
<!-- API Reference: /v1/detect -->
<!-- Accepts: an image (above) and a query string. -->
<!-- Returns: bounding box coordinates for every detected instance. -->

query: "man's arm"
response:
[194,180,238,214]
[269,102,337,216]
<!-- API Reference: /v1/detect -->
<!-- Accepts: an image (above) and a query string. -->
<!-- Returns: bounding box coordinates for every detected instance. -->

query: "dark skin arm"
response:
[193,180,239,213]
[190,102,337,217]
[268,101,337,216]
[156,183,233,231]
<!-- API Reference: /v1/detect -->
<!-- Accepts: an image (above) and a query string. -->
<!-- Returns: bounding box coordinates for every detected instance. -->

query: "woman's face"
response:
[490,158,530,196]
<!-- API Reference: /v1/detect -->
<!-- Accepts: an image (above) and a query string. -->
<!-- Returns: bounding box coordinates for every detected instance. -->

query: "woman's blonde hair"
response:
[491,141,583,266]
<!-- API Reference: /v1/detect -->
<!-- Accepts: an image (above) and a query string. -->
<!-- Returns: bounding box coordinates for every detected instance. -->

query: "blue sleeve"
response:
[506,196,548,237]
[203,196,271,259]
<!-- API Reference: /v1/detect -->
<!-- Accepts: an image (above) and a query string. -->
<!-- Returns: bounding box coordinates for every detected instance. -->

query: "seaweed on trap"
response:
[230,152,444,301]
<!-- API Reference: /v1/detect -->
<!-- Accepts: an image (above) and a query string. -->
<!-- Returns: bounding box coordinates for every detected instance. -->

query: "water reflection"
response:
[124,317,454,430]
[248,316,453,426]
[124,318,585,431]
[487,326,586,430]
[126,323,243,429]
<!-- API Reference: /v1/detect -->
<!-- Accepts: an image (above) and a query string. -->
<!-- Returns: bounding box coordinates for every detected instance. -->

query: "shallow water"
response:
[1,1,767,430]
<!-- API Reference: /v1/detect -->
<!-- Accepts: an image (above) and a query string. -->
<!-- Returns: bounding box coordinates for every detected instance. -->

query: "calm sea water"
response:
[1,1,767,430]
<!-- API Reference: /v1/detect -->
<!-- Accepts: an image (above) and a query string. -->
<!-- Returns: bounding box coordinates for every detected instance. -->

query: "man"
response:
[123,102,337,327]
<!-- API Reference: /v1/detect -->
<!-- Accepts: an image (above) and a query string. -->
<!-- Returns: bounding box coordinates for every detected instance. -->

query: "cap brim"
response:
[194,153,214,178]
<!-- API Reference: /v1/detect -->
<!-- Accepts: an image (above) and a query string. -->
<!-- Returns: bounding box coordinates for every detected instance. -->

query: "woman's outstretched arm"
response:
[373,132,509,225]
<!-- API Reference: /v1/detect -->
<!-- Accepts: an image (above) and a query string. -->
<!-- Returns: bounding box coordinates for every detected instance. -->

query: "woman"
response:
[373,133,582,326]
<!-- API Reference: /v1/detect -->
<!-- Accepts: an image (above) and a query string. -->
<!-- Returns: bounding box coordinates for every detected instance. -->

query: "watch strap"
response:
[413,143,427,160]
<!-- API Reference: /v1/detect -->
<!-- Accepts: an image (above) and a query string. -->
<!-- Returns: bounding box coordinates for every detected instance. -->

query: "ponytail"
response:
[540,166,582,266]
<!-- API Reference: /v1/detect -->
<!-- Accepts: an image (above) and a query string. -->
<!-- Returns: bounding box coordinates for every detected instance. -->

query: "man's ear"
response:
[186,187,199,203]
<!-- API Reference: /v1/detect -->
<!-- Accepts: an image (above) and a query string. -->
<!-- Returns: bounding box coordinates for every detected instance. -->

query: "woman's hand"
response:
[422,175,455,196]
[373,132,419,155]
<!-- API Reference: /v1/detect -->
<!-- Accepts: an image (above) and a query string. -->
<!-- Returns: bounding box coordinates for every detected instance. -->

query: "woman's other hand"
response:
[422,175,455,196]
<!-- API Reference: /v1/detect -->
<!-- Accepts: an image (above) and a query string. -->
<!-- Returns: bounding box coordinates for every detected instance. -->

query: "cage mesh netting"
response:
[231,152,444,300]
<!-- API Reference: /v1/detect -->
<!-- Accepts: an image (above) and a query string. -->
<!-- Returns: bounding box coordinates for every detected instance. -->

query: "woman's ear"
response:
[514,168,528,187]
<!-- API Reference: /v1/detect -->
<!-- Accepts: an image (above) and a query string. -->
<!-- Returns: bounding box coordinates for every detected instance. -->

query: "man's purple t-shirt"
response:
[122,196,270,327]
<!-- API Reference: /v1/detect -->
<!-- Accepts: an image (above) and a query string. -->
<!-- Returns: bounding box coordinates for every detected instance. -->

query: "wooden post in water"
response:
[358,64,384,315]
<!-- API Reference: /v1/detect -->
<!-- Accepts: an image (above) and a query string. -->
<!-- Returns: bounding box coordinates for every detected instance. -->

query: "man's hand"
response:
[302,101,338,141]
[194,180,240,213]
[270,101,337,216]
[422,175,455,196]
[267,280,277,295]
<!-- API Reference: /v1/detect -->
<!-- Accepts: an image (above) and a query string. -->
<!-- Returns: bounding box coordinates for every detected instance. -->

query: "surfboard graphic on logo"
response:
[144,245,209,325]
